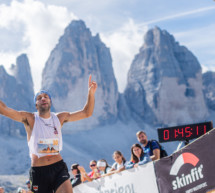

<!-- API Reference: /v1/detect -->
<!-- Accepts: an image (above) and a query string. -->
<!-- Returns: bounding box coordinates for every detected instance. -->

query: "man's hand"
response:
[88,75,97,95]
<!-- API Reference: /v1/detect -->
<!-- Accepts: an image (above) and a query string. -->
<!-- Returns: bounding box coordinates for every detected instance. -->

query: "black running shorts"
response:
[29,160,70,193]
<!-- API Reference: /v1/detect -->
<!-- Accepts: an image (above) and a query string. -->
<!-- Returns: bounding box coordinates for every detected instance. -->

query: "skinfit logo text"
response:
[170,152,204,191]
[172,164,204,190]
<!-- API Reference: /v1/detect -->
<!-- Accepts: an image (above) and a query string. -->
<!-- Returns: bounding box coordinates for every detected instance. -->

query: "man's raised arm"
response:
[57,75,97,125]
[0,100,29,123]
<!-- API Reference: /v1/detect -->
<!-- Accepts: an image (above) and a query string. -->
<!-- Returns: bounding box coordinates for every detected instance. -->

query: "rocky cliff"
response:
[41,20,119,130]
[203,71,215,111]
[0,54,35,136]
[124,27,209,126]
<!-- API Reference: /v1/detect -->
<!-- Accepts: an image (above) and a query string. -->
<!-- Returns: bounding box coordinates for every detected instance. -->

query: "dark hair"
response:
[113,151,126,163]
[130,144,144,163]
[71,163,80,174]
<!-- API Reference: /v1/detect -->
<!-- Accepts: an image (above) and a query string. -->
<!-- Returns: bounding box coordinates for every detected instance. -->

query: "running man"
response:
[0,75,97,193]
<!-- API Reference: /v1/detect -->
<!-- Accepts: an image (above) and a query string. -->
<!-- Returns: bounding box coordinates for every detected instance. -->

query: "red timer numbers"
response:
[158,121,213,143]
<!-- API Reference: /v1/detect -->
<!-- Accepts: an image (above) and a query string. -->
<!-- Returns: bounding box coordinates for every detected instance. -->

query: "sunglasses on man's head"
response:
[90,164,96,167]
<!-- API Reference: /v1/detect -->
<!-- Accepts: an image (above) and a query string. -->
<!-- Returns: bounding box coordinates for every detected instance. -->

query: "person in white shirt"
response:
[105,151,128,177]
[111,151,128,171]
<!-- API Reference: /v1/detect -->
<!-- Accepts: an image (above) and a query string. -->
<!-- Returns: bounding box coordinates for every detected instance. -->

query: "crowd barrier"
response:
[74,128,215,193]
[74,161,158,193]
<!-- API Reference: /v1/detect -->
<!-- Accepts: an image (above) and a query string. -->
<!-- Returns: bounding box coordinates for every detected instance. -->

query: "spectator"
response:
[125,144,151,169]
[17,187,25,193]
[136,131,160,161]
[25,180,32,193]
[70,163,82,188]
[104,151,128,177]
[25,180,31,191]
[0,187,4,193]
[110,151,128,172]
[96,159,111,177]
[79,160,98,182]
[16,180,32,193]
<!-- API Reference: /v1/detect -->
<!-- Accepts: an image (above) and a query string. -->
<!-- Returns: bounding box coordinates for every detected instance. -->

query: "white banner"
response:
[74,162,159,193]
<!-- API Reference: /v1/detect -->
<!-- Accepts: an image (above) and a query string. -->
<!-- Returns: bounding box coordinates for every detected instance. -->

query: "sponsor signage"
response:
[154,128,215,193]
[74,162,159,193]
[157,121,213,143]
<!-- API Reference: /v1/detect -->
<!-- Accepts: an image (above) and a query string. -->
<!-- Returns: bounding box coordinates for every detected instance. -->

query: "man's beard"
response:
[38,104,51,114]
[140,139,147,145]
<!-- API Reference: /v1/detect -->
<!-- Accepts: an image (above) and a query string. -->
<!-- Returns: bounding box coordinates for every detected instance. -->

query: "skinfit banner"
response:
[154,128,215,193]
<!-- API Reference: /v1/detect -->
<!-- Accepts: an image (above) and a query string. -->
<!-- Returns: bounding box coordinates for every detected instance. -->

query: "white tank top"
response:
[28,112,63,158]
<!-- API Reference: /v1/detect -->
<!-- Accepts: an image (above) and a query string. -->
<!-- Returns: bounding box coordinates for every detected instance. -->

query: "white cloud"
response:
[0,52,19,68]
[101,19,148,92]
[0,0,77,91]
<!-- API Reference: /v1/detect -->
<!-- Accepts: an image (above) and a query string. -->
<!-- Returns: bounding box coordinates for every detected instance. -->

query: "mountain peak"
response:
[143,26,174,49]
[0,54,35,136]
[64,20,90,38]
[15,54,33,86]
[68,19,86,28]
[42,19,119,129]
[125,27,207,126]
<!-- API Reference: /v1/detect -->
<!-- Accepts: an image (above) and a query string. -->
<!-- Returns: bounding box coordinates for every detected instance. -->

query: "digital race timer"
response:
[157,121,213,143]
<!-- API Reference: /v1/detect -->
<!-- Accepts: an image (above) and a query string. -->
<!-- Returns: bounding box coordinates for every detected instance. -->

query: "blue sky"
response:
[0,0,214,92]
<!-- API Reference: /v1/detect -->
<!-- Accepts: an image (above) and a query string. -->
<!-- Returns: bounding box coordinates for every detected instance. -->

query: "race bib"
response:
[37,138,59,155]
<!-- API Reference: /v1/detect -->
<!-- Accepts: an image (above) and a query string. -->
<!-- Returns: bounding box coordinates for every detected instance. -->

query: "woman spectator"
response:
[70,163,82,188]
[112,151,128,171]
[104,151,128,176]
[111,151,128,171]
[79,160,98,182]
[87,160,98,180]
[125,143,151,169]
[79,159,111,180]
[92,159,111,178]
